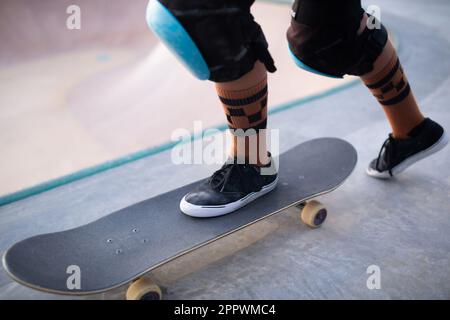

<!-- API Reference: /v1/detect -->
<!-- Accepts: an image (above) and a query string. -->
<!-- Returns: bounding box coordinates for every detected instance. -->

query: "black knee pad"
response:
[287,0,388,78]
[149,0,276,82]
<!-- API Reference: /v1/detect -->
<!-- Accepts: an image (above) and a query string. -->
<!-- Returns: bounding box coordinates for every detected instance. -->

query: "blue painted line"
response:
[0,79,360,207]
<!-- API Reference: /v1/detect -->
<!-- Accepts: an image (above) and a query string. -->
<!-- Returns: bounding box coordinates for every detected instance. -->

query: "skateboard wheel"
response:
[126,278,162,300]
[300,200,327,228]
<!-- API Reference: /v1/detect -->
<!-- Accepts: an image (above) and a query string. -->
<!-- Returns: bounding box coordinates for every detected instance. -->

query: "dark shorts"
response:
[159,0,275,82]
[159,0,381,81]
[287,0,378,77]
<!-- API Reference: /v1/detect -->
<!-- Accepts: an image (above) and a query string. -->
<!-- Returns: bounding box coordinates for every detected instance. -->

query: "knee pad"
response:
[288,49,342,79]
[146,0,210,80]
[287,0,388,78]
[147,0,276,82]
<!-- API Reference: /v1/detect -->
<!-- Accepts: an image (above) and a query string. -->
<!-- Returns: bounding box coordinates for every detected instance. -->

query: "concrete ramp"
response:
[0,0,351,196]
[0,0,449,299]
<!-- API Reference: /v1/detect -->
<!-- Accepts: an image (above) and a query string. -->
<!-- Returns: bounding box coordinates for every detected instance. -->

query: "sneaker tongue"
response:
[212,162,263,193]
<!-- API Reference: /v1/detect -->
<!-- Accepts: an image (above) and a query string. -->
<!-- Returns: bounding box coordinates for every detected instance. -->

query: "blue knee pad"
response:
[288,47,342,79]
[146,0,210,80]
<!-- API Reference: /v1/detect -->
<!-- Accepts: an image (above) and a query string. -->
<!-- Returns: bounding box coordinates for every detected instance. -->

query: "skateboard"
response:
[2,137,357,300]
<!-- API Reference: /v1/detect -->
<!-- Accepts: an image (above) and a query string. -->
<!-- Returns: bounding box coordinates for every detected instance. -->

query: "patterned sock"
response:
[216,77,269,164]
[364,53,424,138]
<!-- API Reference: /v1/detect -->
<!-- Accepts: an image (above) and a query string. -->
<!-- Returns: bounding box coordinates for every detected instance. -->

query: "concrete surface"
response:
[0,0,450,299]
[0,0,351,195]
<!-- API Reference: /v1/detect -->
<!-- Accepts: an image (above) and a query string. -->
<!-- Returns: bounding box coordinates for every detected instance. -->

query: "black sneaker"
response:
[367,118,448,179]
[180,156,278,217]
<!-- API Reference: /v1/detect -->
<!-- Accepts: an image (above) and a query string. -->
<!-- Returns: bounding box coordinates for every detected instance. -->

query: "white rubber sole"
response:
[366,131,449,179]
[180,176,279,218]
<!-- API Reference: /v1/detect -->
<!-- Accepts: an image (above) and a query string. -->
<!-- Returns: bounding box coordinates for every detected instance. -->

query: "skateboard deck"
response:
[2,137,357,297]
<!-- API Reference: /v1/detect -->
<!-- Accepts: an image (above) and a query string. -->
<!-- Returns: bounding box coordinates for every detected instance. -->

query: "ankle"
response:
[228,150,270,166]
[391,116,426,139]
[391,132,409,140]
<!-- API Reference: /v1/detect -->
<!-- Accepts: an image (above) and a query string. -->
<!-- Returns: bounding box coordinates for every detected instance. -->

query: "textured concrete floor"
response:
[1,0,449,299]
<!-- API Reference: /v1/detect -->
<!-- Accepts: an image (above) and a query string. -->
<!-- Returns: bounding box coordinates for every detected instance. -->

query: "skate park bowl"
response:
[0,0,354,200]
[1,0,450,299]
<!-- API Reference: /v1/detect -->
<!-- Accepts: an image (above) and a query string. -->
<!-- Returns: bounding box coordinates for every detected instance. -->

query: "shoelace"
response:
[209,163,262,193]
[376,134,396,173]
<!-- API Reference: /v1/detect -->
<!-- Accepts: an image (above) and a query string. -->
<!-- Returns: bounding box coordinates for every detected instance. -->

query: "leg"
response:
[216,60,270,166]
[287,0,447,178]
[359,15,424,139]
[147,0,278,217]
